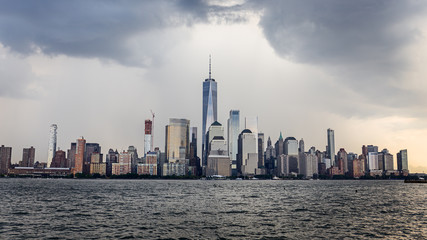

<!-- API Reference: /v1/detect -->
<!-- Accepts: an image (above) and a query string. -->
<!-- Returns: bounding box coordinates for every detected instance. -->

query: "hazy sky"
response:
[1,0,426,172]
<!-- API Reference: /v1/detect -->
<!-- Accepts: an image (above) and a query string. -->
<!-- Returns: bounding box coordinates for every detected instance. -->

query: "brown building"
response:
[74,137,86,174]
[206,155,231,177]
[51,150,67,168]
[352,158,364,178]
[0,145,12,175]
[20,146,35,167]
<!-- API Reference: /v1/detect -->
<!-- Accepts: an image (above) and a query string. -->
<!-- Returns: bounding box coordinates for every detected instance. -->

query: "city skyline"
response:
[0,1,426,172]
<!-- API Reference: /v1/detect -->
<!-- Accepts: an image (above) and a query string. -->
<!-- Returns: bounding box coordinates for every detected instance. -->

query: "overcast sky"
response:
[1,0,426,172]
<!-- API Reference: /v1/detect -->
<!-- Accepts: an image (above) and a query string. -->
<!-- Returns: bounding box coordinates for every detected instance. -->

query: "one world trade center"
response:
[202,56,217,166]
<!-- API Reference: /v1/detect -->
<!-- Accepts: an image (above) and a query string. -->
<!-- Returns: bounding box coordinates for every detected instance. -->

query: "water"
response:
[0,179,425,239]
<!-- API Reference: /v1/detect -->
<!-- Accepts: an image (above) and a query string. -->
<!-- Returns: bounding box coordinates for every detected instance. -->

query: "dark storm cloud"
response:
[246,0,427,113]
[0,0,215,66]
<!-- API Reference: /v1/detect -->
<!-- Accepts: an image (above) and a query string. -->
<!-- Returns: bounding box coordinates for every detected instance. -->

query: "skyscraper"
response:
[202,56,217,167]
[74,137,86,174]
[21,146,35,167]
[327,128,335,165]
[0,145,12,175]
[47,124,58,167]
[397,149,408,172]
[245,116,258,153]
[144,119,152,154]
[165,118,190,163]
[227,110,240,175]
[206,121,224,159]
[237,129,257,175]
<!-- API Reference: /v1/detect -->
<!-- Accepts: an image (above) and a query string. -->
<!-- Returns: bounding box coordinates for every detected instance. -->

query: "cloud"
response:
[0,0,247,67]
[246,0,427,116]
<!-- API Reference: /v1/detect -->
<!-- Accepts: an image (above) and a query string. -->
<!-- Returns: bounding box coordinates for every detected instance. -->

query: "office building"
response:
[90,152,106,176]
[227,110,240,175]
[397,149,408,174]
[275,132,284,157]
[202,56,218,167]
[83,143,101,174]
[245,116,258,153]
[327,128,335,165]
[165,118,190,163]
[258,133,265,169]
[0,145,12,175]
[368,152,379,171]
[237,129,258,175]
[118,151,132,175]
[47,124,58,167]
[51,150,67,168]
[74,137,86,174]
[299,153,318,178]
[105,149,119,176]
[285,137,299,173]
[20,146,35,167]
[67,143,76,168]
[337,148,348,173]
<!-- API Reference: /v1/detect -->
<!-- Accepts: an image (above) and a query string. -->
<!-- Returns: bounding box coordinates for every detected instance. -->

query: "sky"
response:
[0,0,426,172]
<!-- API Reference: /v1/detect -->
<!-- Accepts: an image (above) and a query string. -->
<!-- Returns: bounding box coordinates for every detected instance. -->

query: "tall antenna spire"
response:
[209,54,211,80]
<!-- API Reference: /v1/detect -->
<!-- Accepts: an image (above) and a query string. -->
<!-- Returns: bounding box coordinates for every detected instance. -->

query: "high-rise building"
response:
[299,139,305,153]
[145,119,152,154]
[337,148,348,173]
[397,149,408,172]
[67,143,76,168]
[165,118,190,163]
[105,149,119,176]
[51,150,67,168]
[237,129,258,175]
[0,145,12,175]
[128,146,138,174]
[206,125,230,177]
[84,143,101,174]
[368,152,379,171]
[47,124,58,167]
[275,132,284,157]
[20,146,35,167]
[285,137,299,173]
[327,129,335,165]
[74,137,86,174]
[118,151,132,175]
[245,116,258,153]
[258,133,264,168]
[227,110,240,175]
[382,149,394,171]
[202,56,217,167]
[206,121,224,158]
[189,127,198,159]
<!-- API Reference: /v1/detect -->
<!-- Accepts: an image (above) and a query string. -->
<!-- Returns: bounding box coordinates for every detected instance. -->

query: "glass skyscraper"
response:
[228,110,240,175]
[202,57,217,166]
[327,128,335,165]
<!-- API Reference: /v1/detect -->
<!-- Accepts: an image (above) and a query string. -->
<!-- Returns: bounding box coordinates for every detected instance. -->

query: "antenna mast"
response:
[209,54,211,80]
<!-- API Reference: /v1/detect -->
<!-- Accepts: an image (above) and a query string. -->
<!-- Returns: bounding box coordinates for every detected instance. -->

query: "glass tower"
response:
[202,56,217,166]
[327,128,335,166]
[228,110,240,173]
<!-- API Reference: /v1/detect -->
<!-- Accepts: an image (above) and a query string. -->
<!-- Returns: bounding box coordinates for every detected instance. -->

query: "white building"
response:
[47,124,57,167]
[368,152,379,171]
[237,129,258,175]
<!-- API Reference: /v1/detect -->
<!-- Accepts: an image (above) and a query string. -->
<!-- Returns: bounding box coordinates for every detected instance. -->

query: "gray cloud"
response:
[248,0,427,114]
[0,0,212,66]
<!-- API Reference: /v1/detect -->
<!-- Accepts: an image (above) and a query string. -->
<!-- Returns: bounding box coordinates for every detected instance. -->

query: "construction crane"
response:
[150,110,155,151]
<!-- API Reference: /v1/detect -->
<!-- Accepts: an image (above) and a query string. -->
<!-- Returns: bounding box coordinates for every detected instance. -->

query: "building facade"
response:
[47,124,58,167]
[165,118,190,163]
[202,57,218,167]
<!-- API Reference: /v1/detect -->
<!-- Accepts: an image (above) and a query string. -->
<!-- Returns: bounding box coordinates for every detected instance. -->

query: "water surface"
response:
[0,179,425,239]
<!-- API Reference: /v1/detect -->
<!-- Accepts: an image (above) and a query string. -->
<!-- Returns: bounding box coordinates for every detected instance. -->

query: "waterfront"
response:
[0,179,425,239]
